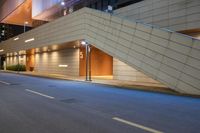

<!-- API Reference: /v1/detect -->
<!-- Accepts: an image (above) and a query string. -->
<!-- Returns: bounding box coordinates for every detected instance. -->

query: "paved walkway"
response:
[1,70,175,94]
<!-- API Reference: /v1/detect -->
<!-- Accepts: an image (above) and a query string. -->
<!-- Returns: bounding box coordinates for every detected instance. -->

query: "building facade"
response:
[0,0,200,95]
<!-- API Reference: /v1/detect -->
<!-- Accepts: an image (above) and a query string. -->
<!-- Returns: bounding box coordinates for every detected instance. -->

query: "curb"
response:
[1,70,199,98]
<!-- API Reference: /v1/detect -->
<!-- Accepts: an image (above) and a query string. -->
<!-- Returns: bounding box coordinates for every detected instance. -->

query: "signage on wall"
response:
[80,52,83,59]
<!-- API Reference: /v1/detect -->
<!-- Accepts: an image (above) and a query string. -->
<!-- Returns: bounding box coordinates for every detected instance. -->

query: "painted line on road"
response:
[0,80,11,85]
[25,89,55,99]
[112,117,164,133]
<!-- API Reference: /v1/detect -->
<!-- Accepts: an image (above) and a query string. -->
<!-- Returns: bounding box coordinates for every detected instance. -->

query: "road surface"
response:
[0,72,200,133]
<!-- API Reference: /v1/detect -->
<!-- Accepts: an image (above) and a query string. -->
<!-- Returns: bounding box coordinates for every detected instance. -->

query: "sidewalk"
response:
[1,70,177,94]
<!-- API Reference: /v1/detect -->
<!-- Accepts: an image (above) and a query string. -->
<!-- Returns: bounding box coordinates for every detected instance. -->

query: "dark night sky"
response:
[0,0,5,5]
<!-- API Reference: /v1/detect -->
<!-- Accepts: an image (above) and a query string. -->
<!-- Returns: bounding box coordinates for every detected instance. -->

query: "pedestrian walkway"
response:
[1,70,176,94]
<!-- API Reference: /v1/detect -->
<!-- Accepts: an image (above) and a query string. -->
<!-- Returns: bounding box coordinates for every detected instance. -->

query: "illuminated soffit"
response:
[1,0,32,26]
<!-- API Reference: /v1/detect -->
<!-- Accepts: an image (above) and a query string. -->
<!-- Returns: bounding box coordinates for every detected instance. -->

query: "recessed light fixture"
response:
[25,38,35,43]
[58,64,68,68]
[0,49,4,52]
[81,40,87,45]
[14,37,19,41]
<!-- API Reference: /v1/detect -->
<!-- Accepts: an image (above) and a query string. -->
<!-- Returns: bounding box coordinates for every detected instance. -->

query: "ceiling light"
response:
[0,49,4,52]
[81,40,87,45]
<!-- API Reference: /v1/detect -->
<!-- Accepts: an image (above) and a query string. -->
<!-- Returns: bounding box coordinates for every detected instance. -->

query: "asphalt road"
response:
[0,72,200,133]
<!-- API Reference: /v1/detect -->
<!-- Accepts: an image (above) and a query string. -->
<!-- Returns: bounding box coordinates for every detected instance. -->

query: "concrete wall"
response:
[35,48,79,76]
[6,55,26,66]
[0,8,200,95]
[113,58,159,84]
[83,8,200,95]
[114,0,200,31]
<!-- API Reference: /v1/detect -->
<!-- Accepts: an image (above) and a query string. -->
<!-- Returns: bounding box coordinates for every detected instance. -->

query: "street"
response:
[0,72,200,133]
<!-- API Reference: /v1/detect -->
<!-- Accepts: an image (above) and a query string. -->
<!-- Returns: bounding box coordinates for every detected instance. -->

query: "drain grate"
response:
[10,83,21,86]
[48,85,57,88]
[60,98,80,104]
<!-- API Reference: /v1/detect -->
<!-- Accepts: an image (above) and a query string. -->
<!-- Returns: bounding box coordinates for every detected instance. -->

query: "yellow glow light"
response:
[25,38,35,43]
[58,65,68,68]
[14,37,19,41]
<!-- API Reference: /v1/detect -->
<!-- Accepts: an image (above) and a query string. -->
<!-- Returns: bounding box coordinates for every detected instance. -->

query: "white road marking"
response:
[112,117,164,133]
[0,80,11,85]
[25,89,55,99]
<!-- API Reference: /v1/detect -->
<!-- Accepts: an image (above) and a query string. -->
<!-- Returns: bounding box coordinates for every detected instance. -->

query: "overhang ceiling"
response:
[1,0,32,26]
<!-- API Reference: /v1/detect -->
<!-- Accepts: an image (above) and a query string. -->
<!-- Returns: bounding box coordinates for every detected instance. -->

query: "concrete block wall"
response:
[35,48,79,76]
[114,0,200,31]
[6,56,18,66]
[0,8,86,54]
[0,8,200,95]
[113,58,160,84]
[6,55,26,66]
[83,8,200,95]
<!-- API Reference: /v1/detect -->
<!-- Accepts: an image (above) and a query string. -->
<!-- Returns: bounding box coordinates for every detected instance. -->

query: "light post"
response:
[17,51,20,73]
[24,21,28,33]
[81,40,92,81]
[0,56,1,70]
[60,0,66,16]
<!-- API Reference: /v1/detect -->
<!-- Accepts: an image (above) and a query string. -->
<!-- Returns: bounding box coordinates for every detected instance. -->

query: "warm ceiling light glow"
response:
[59,65,68,68]
[0,49,4,52]
[14,37,19,41]
[25,38,35,43]
[24,21,29,24]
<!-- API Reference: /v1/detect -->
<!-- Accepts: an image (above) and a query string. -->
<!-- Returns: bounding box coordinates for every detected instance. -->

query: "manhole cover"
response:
[60,98,80,104]
[10,83,20,86]
[48,85,56,88]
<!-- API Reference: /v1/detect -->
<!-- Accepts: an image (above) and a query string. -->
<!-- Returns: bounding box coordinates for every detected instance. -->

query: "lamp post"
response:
[0,56,1,70]
[81,40,92,81]
[24,21,28,33]
[17,51,20,73]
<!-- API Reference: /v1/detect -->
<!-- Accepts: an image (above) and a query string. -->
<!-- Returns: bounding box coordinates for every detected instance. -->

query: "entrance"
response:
[26,50,35,71]
[79,46,113,78]
[0,56,5,70]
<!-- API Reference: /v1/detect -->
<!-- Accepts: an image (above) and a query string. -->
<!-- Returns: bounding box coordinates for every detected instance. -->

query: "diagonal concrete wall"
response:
[114,0,200,31]
[0,8,200,95]
[83,8,200,95]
